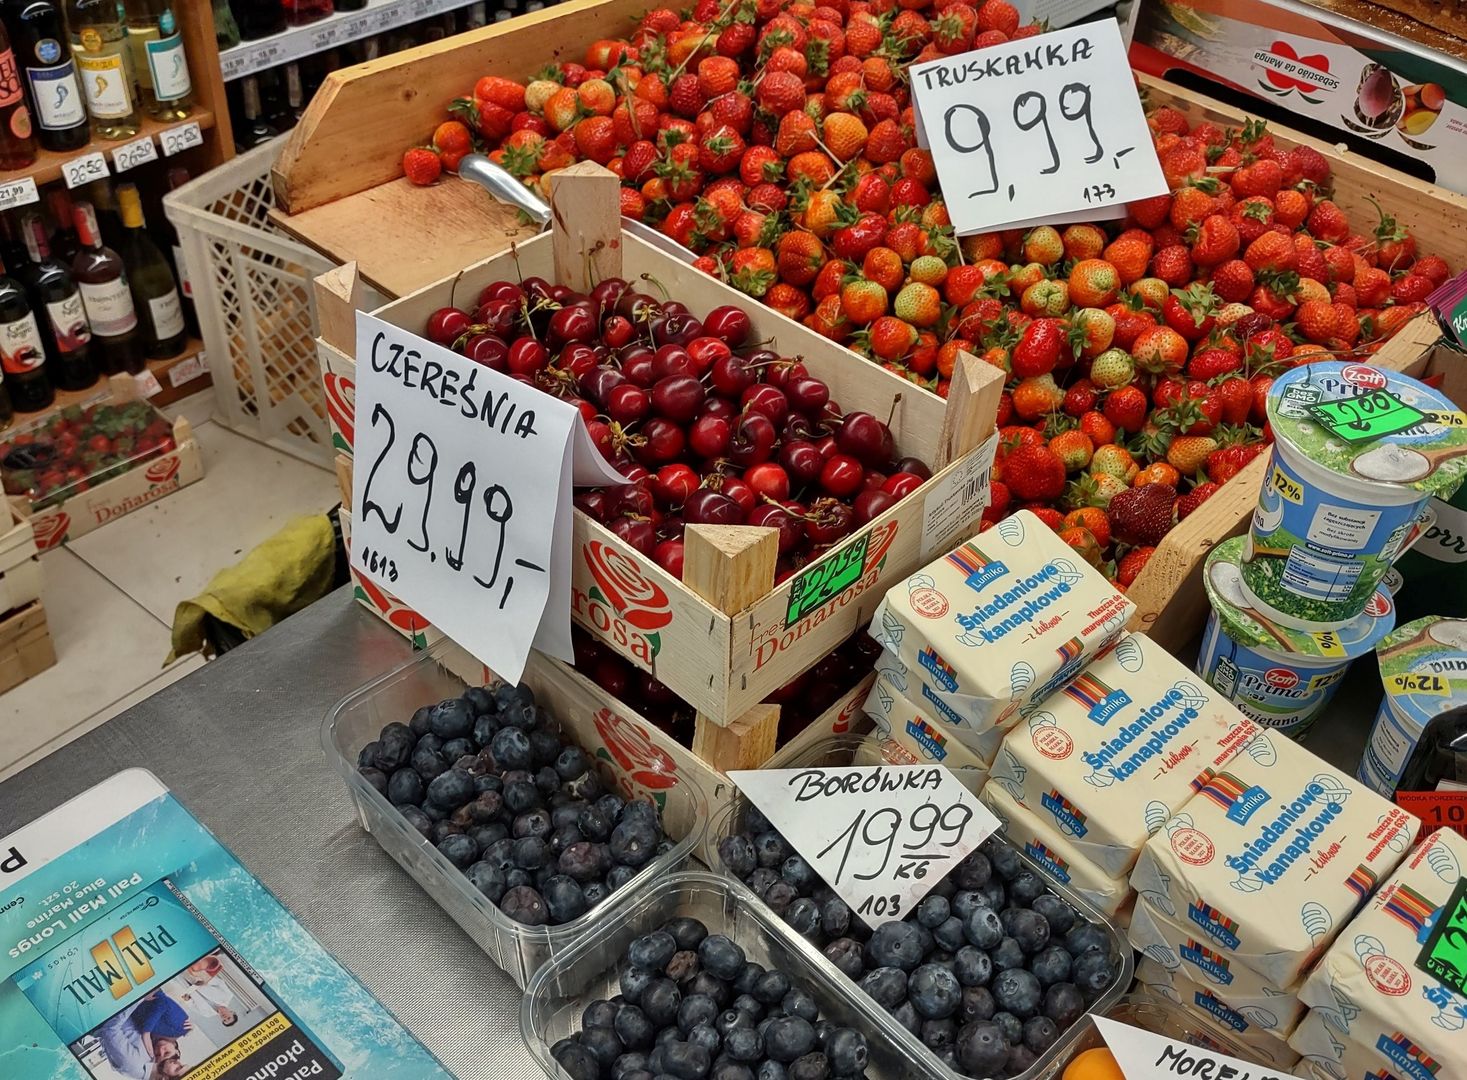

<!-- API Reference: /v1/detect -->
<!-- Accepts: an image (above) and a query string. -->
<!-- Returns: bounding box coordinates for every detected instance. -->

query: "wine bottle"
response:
[0,254,53,412]
[213,0,241,48]
[71,199,142,374]
[1392,705,1467,839]
[0,22,37,168]
[232,0,284,40]
[115,182,183,358]
[46,186,81,265]
[67,0,140,139]
[21,211,95,391]
[282,0,331,27]
[123,0,192,121]
[163,166,197,337]
[5,0,88,152]
[0,375,13,427]
[238,75,277,147]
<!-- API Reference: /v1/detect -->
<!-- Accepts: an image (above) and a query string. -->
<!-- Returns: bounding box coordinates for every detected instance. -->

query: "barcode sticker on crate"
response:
[919,430,998,561]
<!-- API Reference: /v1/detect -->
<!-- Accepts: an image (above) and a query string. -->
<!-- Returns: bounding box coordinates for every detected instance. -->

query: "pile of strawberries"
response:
[402,0,1449,587]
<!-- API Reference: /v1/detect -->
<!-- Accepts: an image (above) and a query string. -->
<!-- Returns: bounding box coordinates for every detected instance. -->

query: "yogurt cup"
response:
[1200,536,1397,738]
[1358,615,1467,794]
[1241,362,1467,630]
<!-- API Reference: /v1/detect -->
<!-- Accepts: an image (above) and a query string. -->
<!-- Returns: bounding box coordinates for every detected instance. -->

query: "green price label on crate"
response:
[1415,876,1467,996]
[1306,389,1429,444]
[786,533,870,626]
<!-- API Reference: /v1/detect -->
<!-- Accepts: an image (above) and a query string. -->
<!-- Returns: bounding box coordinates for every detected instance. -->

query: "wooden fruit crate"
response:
[319,165,1002,769]
[0,599,55,695]
[0,501,41,618]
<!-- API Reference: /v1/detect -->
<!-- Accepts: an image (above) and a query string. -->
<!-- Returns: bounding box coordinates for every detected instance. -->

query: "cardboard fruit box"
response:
[318,165,1002,769]
[2,375,203,552]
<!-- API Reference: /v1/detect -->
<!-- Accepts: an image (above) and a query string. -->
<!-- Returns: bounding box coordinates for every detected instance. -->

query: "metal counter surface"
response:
[0,587,537,1080]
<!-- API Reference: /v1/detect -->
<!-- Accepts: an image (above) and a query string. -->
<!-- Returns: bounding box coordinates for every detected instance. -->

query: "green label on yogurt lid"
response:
[1307,389,1429,444]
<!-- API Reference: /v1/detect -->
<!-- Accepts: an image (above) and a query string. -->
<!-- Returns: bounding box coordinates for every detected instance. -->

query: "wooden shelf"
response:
[9,338,209,428]
[0,111,217,190]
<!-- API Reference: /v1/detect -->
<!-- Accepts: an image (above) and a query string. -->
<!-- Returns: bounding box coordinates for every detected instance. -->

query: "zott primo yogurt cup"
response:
[1200,536,1396,738]
[1241,361,1467,630]
[1358,615,1467,795]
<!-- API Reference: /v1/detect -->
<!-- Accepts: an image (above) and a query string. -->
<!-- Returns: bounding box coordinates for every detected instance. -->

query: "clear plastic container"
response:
[521,870,938,1079]
[707,733,1134,1080]
[322,640,708,990]
[1035,993,1260,1079]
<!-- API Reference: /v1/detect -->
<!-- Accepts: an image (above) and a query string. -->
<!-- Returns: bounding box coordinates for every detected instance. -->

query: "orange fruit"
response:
[1063,1047,1125,1080]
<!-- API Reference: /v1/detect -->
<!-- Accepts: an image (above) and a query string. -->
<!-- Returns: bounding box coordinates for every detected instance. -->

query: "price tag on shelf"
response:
[112,135,159,173]
[727,765,1000,926]
[374,7,398,31]
[0,177,39,211]
[219,50,246,81]
[134,369,164,398]
[351,312,625,684]
[160,122,203,157]
[309,23,339,50]
[61,152,109,189]
[1094,1017,1296,1080]
[909,20,1166,234]
[168,350,208,388]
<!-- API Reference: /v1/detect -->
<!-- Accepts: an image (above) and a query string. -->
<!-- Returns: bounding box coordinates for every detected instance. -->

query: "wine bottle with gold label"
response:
[67,0,139,139]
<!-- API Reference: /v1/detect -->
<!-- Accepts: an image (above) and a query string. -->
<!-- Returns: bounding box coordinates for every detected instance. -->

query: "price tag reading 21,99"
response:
[728,765,1000,926]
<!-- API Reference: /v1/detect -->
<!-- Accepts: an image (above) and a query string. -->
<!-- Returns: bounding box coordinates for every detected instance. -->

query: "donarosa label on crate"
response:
[1094,1016,1296,1079]
[728,764,999,926]
[350,311,625,684]
[908,20,1166,234]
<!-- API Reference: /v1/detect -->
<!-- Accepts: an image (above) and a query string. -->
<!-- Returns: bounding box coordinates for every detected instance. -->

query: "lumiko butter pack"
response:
[863,673,992,791]
[1129,895,1306,1036]
[1130,730,1420,987]
[1288,1009,1448,1080]
[869,511,1134,730]
[1134,959,1302,1068]
[1295,829,1467,1078]
[980,781,1133,918]
[871,650,1012,762]
[986,633,1260,877]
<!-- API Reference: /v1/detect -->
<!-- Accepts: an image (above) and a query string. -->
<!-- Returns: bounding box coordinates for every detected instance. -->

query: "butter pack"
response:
[869,511,1134,730]
[1135,959,1303,1068]
[864,674,991,792]
[1288,1009,1448,1080]
[1129,895,1305,1036]
[1130,730,1420,987]
[1296,829,1467,1078]
[987,633,1259,877]
[980,781,1133,918]
[870,650,1013,762]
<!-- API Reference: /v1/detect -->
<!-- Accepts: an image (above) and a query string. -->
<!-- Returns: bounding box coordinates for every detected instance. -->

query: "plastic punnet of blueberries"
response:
[354,681,672,927]
[552,915,877,1080]
[716,807,1123,1079]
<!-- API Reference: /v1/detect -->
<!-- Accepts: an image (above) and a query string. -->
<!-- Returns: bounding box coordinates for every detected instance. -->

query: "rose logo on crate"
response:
[592,707,678,794]
[144,457,180,483]
[351,572,429,643]
[324,372,355,449]
[31,511,69,551]
[580,539,672,659]
[1254,40,1337,101]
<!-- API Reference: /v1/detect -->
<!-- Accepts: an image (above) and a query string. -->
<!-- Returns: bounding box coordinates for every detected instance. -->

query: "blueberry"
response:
[921,1017,957,1052]
[756,1064,786,1080]
[717,835,757,877]
[641,977,682,1027]
[473,773,503,796]
[465,861,506,902]
[890,1000,920,1035]
[579,806,613,843]
[957,986,996,1024]
[698,935,746,981]
[544,875,588,922]
[468,790,503,824]
[730,993,764,1021]
[763,1017,816,1063]
[505,869,533,889]
[818,897,850,939]
[716,1008,754,1039]
[1044,980,1091,1027]
[373,723,416,771]
[667,951,700,982]
[989,843,1023,880]
[533,765,562,797]
[787,1051,829,1080]
[953,946,992,987]
[399,805,432,838]
[752,970,791,1005]
[991,937,1026,973]
[953,851,993,890]
[933,916,966,954]
[780,855,817,892]
[504,779,541,815]
[437,833,478,868]
[964,908,1004,950]
[781,987,817,1022]
[664,917,708,952]
[687,972,731,1009]
[611,818,660,868]
[1008,1043,1040,1074]
[663,1041,711,1080]
[993,968,1042,1019]
[357,742,380,768]
[754,831,790,869]
[567,769,604,803]
[1074,949,1118,994]
[500,885,548,926]
[484,837,516,872]
[554,745,589,780]
[427,814,457,836]
[865,921,924,971]
[359,767,388,795]
[678,993,720,1035]
[581,1025,625,1067]
[426,768,475,809]
[512,836,548,870]
[596,793,626,822]
[607,865,638,891]
[856,967,907,1010]
[615,1004,656,1048]
[724,1025,761,1063]
[472,713,498,748]
[1003,907,1051,954]
[822,938,863,979]
[711,1064,754,1080]
[552,1040,600,1080]
[531,732,563,770]
[612,1055,648,1080]
[951,890,987,921]
[981,879,1006,909]
[784,898,822,940]
[908,963,961,1019]
[518,809,554,840]
[430,698,475,739]
[824,1029,866,1077]
[583,881,608,907]
[410,744,449,782]
[916,895,951,929]
[552,825,586,856]
[630,931,679,972]
[560,841,611,882]
[584,999,619,1030]
[1064,922,1110,957]
[762,880,797,915]
[463,686,495,714]
[1031,893,1076,936]
[408,707,433,736]
[1007,870,1046,907]
[502,700,540,729]
[687,1022,720,1055]
[1030,945,1072,987]
[1023,1015,1059,1054]
[993,1011,1022,1045]
[491,727,533,771]
[745,868,778,897]
[442,737,475,761]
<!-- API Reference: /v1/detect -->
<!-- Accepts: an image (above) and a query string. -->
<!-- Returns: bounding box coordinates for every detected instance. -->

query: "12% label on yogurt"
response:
[159,122,202,157]
[728,764,1000,926]
[61,152,108,189]
[112,136,159,173]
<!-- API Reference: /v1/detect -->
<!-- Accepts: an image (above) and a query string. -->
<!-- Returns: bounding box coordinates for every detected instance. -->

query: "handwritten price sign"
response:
[160,122,203,157]
[1095,1017,1297,1080]
[910,21,1166,234]
[111,136,159,173]
[729,765,999,926]
[62,152,109,189]
[352,312,623,683]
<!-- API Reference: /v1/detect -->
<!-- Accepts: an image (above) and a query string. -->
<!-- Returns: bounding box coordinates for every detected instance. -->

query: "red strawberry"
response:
[1003,444,1066,501]
[1102,385,1148,433]
[1012,318,1064,378]
[1109,482,1177,546]
[402,146,442,186]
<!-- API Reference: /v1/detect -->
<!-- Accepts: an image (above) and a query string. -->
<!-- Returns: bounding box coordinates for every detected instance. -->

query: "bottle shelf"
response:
[219,0,482,82]
[0,111,218,193]
[7,337,210,430]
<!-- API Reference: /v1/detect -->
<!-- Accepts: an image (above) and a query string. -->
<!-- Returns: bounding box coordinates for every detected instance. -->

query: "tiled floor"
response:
[0,395,340,782]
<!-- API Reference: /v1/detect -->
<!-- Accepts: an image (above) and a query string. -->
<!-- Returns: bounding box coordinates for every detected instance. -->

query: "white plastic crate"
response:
[164,137,337,465]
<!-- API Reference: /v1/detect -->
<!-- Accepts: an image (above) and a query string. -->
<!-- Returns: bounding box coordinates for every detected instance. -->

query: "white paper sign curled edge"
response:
[350,311,624,684]
[728,764,1000,927]
[1094,1016,1292,1079]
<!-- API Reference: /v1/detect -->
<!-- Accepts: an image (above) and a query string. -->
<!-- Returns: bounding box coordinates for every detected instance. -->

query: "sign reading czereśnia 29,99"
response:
[909,20,1167,235]
[351,311,587,685]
